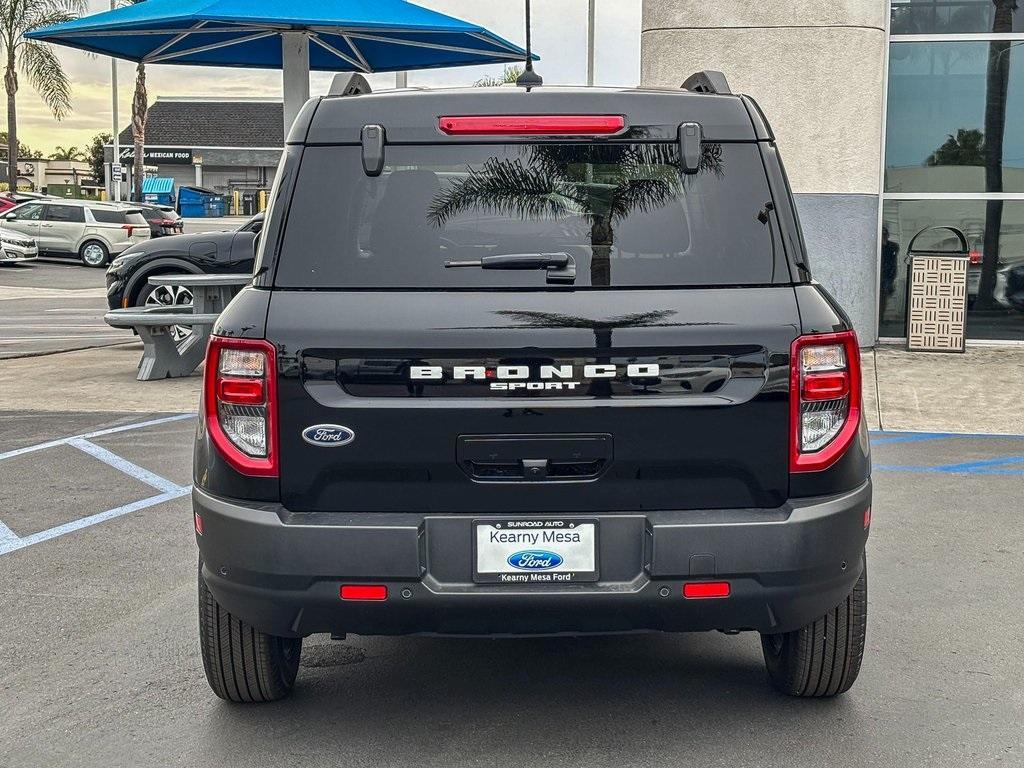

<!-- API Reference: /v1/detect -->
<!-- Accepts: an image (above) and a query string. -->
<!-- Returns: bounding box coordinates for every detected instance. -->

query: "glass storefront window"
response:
[886,41,1024,193]
[891,0,1024,35]
[879,199,1024,340]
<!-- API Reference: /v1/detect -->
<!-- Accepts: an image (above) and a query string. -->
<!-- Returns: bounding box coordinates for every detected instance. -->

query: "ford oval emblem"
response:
[507,550,563,571]
[302,424,355,447]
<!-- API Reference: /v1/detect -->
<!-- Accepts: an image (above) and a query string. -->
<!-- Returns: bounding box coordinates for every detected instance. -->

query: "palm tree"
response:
[975,0,1017,311]
[120,0,147,202]
[474,65,523,87]
[925,128,985,167]
[48,143,84,160]
[428,142,722,286]
[0,0,86,191]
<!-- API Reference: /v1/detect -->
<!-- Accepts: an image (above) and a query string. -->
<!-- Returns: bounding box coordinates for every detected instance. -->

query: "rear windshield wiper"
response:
[444,252,576,284]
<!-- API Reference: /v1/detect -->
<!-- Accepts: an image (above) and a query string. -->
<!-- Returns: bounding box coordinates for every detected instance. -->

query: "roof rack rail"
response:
[681,70,731,95]
[329,73,372,97]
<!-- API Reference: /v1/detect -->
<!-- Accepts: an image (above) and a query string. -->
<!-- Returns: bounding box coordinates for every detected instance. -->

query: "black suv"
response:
[194,76,871,703]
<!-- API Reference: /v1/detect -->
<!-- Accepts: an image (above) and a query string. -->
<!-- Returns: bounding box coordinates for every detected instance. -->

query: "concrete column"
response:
[194,163,203,188]
[282,32,311,138]
[641,1,887,343]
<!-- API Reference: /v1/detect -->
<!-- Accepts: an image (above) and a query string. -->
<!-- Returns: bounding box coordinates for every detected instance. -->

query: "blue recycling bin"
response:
[178,186,225,218]
[141,177,175,206]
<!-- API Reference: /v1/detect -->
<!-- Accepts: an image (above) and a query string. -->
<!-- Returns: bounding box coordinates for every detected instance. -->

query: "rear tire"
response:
[760,555,867,697]
[198,559,301,702]
[79,240,109,268]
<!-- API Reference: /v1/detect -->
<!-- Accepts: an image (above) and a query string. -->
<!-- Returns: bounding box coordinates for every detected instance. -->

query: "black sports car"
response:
[105,212,263,311]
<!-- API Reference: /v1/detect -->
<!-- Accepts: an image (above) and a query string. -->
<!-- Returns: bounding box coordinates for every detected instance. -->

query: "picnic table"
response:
[104,273,251,381]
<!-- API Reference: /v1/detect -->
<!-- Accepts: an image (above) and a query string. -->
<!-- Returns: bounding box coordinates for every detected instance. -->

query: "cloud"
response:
[16,0,640,154]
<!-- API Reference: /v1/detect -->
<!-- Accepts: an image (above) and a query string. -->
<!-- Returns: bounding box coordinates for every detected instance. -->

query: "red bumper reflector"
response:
[340,585,388,601]
[864,506,872,529]
[683,581,731,599]
[438,114,625,136]
[194,512,204,536]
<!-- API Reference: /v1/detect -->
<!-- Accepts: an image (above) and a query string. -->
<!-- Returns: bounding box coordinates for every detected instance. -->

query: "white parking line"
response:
[0,414,197,556]
[67,437,184,495]
[0,413,195,462]
[0,487,192,556]
[0,519,19,549]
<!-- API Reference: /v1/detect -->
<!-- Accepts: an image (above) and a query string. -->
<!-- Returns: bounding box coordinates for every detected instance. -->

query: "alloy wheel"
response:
[145,284,195,342]
[82,243,107,267]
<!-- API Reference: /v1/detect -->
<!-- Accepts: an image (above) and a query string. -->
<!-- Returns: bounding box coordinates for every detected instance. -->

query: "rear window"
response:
[126,212,148,226]
[274,143,782,289]
[90,208,127,224]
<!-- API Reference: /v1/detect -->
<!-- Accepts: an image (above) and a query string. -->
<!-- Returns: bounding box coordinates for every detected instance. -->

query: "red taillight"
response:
[438,114,625,136]
[683,581,731,599]
[204,336,277,477]
[790,330,861,473]
[159,219,176,226]
[340,585,388,601]
[122,224,135,235]
[969,250,982,265]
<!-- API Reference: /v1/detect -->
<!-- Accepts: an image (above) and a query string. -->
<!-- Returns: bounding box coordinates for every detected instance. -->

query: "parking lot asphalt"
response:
[0,260,128,359]
[0,217,248,359]
[1,410,1021,768]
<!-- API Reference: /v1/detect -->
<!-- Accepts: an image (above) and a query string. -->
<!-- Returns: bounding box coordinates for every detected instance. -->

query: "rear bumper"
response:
[194,481,871,638]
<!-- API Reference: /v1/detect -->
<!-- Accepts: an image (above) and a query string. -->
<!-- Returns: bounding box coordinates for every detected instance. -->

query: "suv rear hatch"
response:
[267,117,798,514]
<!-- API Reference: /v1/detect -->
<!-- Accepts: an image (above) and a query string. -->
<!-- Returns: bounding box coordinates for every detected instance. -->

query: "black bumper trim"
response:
[194,482,871,638]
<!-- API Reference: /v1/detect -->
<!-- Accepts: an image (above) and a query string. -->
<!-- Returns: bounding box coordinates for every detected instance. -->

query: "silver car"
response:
[0,199,150,267]
[0,225,38,264]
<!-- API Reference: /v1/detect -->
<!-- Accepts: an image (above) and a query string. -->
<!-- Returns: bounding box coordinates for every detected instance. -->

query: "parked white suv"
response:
[0,199,151,267]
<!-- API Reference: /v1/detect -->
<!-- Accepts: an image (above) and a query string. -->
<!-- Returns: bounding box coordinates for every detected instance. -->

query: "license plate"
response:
[473,519,598,584]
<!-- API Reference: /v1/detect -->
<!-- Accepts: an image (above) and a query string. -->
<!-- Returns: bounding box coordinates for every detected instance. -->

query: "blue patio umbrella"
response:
[27,0,532,130]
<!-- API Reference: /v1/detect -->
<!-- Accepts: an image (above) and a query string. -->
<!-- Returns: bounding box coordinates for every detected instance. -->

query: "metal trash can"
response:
[905,226,969,353]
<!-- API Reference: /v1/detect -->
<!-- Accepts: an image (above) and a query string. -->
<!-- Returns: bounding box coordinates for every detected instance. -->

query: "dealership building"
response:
[642,0,1024,345]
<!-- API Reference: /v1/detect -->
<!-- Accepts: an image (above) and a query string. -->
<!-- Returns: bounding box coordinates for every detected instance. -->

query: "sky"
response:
[17,0,642,155]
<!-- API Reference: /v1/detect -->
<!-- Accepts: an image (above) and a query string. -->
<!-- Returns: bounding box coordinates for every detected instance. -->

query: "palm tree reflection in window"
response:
[427,141,724,287]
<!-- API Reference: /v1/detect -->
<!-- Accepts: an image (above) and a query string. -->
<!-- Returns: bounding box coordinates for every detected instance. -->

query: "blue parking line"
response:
[0,413,195,463]
[930,456,1024,473]
[870,431,1024,445]
[875,461,1024,475]
[0,486,192,556]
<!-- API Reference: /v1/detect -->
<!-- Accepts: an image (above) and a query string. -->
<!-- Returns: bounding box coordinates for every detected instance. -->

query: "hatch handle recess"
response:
[457,434,612,482]
[361,124,385,176]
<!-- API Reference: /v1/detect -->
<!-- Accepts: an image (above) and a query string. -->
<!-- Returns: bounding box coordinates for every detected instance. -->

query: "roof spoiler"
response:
[329,73,372,97]
[681,70,731,95]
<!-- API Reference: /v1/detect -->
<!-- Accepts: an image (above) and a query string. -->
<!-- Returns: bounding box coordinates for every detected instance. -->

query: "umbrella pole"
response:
[282,32,310,137]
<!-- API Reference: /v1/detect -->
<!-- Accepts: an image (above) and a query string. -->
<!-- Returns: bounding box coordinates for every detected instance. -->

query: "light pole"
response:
[586,0,595,86]
[110,0,120,201]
